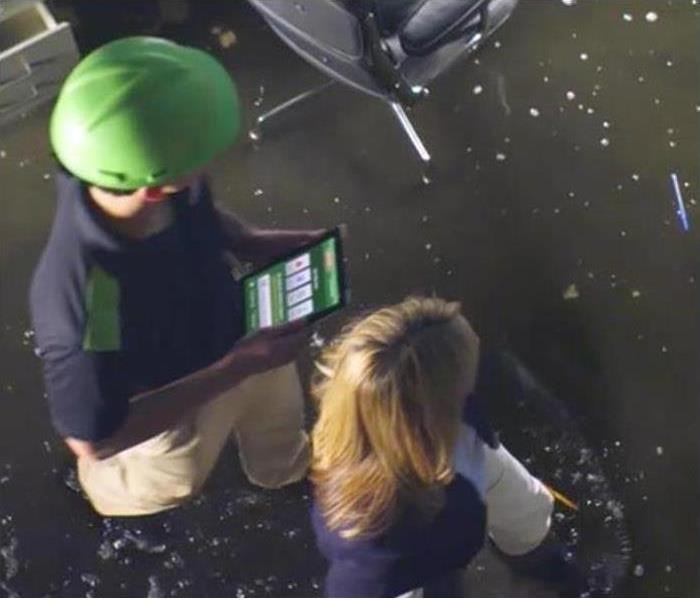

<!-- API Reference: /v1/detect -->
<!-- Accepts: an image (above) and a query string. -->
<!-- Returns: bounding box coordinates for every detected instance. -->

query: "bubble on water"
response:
[665,565,673,573]
[253,189,264,197]
[631,173,640,181]
[529,107,540,117]
[81,573,100,588]
[97,540,115,561]
[634,564,645,576]
[600,137,610,147]
[283,528,302,539]
[631,290,641,298]
[603,121,611,128]
[424,243,432,251]
[0,150,6,158]
[472,84,483,95]
[645,11,658,22]
[561,0,577,5]
[623,12,633,21]
[580,52,589,61]
[661,345,668,353]
[566,90,576,101]
[147,575,163,598]
[495,152,507,161]
[656,446,664,455]
[606,499,625,520]
[164,551,185,570]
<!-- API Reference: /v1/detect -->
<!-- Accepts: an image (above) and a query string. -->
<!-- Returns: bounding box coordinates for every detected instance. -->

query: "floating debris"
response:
[566,90,576,101]
[670,172,690,231]
[1,537,19,580]
[600,138,610,147]
[580,52,589,61]
[495,152,507,162]
[217,30,237,49]
[563,284,580,301]
[561,0,577,5]
[645,11,658,22]
[253,85,265,108]
[529,107,540,117]
[633,564,645,577]
[623,12,633,22]
[656,446,664,456]
[631,290,641,298]
[472,84,483,95]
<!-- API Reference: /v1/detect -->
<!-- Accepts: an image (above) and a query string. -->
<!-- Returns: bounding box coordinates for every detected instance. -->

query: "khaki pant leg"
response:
[232,362,310,488]
[484,444,554,556]
[77,376,258,517]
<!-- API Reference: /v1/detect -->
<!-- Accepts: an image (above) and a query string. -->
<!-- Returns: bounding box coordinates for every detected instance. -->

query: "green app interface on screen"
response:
[244,236,341,332]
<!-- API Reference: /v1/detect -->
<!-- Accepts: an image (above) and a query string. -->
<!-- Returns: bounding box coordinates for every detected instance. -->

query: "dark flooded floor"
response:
[0,0,699,596]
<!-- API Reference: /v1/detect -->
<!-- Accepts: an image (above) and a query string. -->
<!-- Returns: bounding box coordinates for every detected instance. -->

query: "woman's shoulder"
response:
[311,476,486,556]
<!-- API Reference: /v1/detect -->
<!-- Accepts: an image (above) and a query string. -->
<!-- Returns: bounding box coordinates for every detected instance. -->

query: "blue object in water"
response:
[671,172,690,232]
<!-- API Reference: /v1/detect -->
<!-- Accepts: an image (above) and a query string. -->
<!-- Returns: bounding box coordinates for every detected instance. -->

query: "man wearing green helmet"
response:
[30,37,320,516]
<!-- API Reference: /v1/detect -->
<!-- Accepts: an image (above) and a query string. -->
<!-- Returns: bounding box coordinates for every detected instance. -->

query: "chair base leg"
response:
[389,102,432,181]
[249,80,336,141]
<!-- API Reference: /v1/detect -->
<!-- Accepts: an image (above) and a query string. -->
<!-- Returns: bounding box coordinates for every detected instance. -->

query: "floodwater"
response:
[0,0,698,596]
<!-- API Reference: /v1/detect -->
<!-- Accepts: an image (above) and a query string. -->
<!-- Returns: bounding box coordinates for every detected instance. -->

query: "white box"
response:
[0,1,79,127]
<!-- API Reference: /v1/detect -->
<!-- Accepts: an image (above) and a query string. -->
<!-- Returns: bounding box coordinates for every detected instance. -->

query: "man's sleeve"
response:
[39,345,129,443]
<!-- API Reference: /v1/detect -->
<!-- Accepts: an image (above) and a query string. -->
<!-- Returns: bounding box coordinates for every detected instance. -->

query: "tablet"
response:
[242,227,348,333]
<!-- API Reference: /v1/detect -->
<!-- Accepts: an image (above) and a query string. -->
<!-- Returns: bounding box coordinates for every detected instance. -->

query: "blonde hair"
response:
[310,296,478,540]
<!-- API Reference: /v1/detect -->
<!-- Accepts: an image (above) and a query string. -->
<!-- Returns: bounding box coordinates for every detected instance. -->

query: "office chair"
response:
[247,0,519,175]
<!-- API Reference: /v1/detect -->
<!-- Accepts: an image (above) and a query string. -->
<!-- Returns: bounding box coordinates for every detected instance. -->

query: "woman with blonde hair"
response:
[310,297,575,597]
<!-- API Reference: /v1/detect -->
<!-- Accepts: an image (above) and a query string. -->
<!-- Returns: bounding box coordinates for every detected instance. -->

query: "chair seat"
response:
[400,0,485,56]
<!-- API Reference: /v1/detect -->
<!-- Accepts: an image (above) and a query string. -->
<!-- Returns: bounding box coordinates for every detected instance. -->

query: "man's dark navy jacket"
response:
[30,170,243,442]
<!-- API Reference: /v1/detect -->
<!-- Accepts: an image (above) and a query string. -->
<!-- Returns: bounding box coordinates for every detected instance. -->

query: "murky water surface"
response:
[0,0,698,595]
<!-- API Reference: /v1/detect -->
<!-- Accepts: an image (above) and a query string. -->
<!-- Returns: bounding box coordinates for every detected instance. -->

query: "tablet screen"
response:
[243,232,344,333]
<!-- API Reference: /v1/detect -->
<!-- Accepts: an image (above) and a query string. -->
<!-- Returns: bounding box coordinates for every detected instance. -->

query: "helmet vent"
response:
[97,169,127,183]
[148,169,167,182]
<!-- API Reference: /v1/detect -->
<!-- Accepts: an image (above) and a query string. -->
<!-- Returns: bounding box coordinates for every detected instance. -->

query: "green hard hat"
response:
[50,36,240,190]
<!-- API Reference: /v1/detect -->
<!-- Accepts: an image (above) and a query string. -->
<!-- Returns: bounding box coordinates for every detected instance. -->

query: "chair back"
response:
[247,0,388,98]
